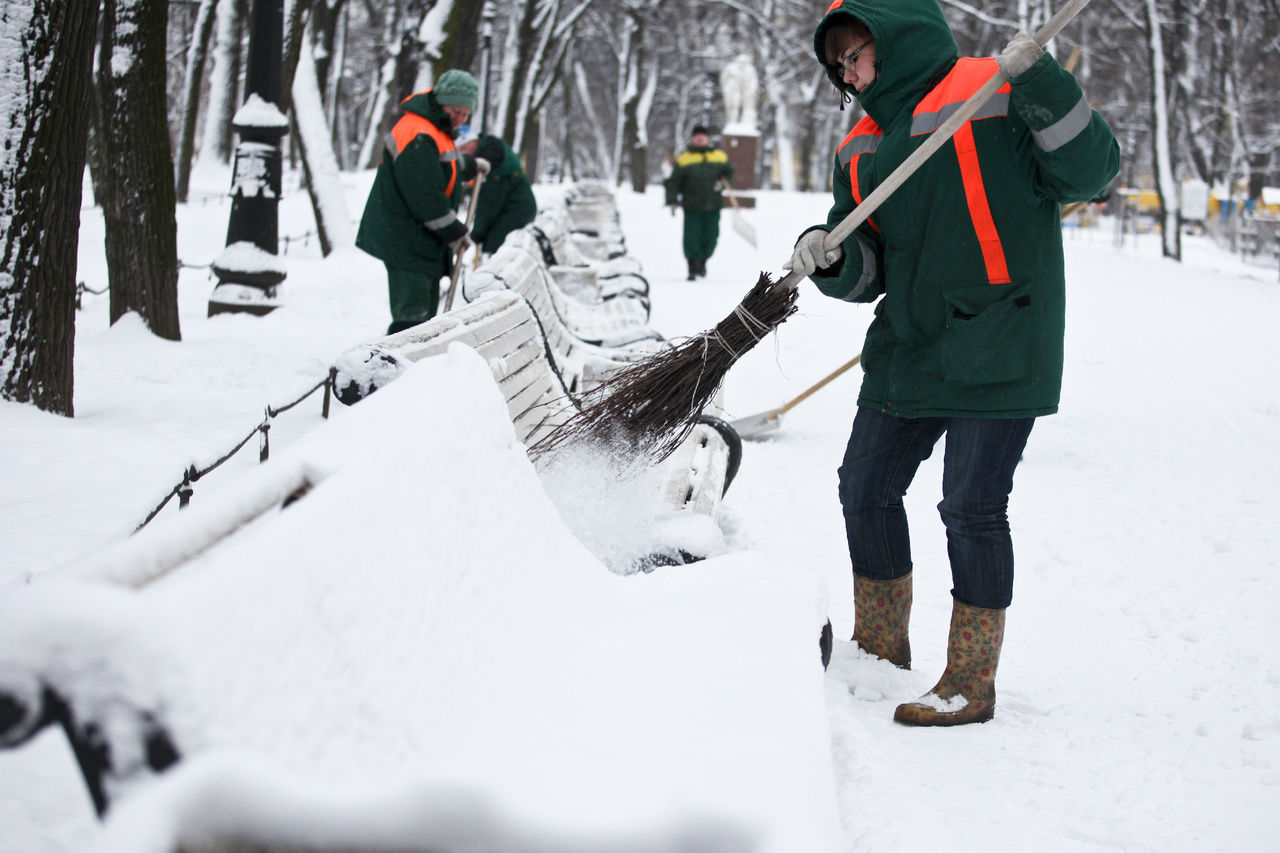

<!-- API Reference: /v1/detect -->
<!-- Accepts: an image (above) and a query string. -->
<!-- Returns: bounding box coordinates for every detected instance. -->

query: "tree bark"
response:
[200,0,247,166]
[0,0,100,416]
[98,0,182,338]
[279,0,316,115]
[175,0,220,202]
[1143,0,1181,260]
[292,26,353,256]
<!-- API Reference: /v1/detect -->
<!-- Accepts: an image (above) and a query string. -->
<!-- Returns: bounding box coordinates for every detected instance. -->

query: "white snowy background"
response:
[1,166,1278,852]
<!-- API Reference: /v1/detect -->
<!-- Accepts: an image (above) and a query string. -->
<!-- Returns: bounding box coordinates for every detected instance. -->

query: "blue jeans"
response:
[837,407,1035,609]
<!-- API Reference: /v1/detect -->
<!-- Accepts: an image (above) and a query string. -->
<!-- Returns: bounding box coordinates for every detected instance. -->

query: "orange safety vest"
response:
[836,115,884,234]
[838,58,1014,285]
[911,58,1012,285]
[385,93,460,197]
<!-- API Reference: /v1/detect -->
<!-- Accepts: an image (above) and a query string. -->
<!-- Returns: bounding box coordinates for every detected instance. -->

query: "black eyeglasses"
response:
[835,39,873,75]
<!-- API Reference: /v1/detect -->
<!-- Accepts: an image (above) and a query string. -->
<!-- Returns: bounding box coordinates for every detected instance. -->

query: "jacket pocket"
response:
[939,283,1036,386]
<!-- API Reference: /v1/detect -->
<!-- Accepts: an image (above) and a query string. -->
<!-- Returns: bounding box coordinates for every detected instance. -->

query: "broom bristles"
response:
[531,271,798,461]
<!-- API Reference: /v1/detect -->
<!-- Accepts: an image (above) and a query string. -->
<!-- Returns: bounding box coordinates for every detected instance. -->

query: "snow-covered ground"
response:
[2,167,1278,851]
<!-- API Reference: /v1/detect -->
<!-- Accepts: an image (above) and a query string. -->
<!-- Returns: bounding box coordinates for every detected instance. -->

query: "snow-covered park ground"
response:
[2,166,1279,851]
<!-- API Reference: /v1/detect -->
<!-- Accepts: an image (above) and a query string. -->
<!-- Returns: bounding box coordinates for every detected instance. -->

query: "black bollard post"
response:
[209,0,288,317]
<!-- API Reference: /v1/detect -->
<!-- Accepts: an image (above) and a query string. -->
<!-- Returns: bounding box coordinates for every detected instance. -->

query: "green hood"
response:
[813,0,958,126]
[400,90,450,128]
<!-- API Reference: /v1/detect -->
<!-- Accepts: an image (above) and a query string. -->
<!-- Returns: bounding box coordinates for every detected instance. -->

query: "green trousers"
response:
[682,209,721,260]
[386,264,444,333]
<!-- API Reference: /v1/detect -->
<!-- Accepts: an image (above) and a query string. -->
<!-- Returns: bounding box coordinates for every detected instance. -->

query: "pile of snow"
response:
[6,345,839,852]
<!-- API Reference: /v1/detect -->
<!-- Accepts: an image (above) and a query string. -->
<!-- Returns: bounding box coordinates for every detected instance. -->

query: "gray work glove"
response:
[997,31,1042,78]
[473,157,492,176]
[447,231,472,255]
[785,227,843,278]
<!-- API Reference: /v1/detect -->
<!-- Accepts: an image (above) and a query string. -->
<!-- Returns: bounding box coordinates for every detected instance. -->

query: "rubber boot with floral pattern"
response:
[893,600,1005,726]
[852,573,912,669]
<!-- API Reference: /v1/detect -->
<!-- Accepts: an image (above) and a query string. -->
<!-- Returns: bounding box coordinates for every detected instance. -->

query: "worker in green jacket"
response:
[356,70,489,335]
[664,125,733,280]
[787,0,1118,726]
[454,127,538,257]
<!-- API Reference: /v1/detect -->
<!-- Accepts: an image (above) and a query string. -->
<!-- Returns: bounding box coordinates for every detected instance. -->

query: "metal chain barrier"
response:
[134,367,337,532]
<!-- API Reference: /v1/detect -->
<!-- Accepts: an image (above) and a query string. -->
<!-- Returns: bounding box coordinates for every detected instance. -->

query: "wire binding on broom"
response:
[530,271,798,461]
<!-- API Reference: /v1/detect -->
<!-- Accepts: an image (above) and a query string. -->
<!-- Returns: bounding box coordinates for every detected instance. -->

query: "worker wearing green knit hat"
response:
[356,68,486,334]
[433,69,479,111]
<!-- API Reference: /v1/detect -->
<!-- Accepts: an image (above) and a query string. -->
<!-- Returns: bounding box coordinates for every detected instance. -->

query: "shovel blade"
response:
[731,409,782,438]
[730,210,758,248]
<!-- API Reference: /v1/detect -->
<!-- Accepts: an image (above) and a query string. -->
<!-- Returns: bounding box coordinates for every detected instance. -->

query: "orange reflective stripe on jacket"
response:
[911,57,1013,285]
[837,115,883,233]
[386,101,459,197]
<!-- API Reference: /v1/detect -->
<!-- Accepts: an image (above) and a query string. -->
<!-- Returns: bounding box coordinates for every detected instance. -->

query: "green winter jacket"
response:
[471,135,537,253]
[664,146,733,211]
[356,91,467,274]
[808,0,1119,418]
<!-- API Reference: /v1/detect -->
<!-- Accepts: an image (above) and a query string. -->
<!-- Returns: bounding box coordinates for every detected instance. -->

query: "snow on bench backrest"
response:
[521,209,645,285]
[465,242,661,362]
[335,291,578,447]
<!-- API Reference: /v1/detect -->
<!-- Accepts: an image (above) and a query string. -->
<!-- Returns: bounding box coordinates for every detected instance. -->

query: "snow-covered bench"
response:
[562,181,631,258]
[332,289,740,525]
[508,209,649,299]
[334,291,578,448]
[463,242,660,358]
[2,358,837,847]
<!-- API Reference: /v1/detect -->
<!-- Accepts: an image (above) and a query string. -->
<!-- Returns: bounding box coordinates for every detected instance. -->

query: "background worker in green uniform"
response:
[664,125,733,280]
[454,126,538,258]
[788,0,1118,726]
[356,70,489,334]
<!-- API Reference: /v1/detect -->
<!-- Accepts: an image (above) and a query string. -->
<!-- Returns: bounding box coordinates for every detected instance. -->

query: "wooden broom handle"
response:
[778,0,1093,290]
[443,170,485,312]
[778,353,862,414]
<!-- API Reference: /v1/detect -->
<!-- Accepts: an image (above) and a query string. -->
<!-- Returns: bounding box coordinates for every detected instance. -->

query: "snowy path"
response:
[612,188,1280,850]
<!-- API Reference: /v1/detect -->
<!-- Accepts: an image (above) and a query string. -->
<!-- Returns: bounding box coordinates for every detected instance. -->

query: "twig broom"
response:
[533,0,1093,460]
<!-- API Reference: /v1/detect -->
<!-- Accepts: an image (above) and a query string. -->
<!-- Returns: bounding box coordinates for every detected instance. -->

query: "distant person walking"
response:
[454,127,537,258]
[356,70,489,334]
[664,125,733,280]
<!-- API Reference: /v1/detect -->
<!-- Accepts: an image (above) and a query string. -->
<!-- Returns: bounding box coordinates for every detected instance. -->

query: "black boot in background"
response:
[686,258,697,281]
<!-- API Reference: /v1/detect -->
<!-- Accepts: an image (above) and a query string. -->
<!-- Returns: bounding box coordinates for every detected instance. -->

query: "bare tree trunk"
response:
[1144,0,1181,260]
[0,0,101,416]
[573,60,613,179]
[279,0,316,115]
[356,0,430,170]
[292,25,353,255]
[311,0,348,163]
[200,0,247,167]
[429,0,483,72]
[175,0,219,202]
[99,0,182,339]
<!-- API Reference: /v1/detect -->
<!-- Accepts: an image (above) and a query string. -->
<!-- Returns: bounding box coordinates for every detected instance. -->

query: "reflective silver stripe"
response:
[424,212,459,231]
[843,233,878,302]
[910,92,1010,136]
[838,134,881,168]
[384,134,459,162]
[1032,95,1091,153]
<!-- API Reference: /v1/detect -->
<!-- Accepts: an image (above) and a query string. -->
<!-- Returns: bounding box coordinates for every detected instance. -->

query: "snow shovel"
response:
[723,184,758,248]
[443,170,485,312]
[732,353,862,438]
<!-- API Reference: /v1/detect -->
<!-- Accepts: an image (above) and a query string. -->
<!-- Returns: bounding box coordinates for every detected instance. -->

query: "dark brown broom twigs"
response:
[530,271,799,461]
